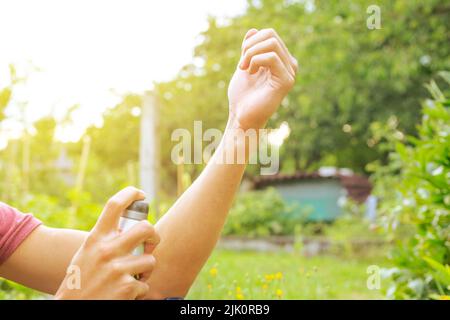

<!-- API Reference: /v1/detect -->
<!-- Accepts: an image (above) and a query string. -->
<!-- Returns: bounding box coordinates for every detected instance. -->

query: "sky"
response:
[0,0,247,144]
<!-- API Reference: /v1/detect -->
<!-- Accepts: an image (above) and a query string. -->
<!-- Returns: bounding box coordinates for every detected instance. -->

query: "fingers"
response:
[126,277,150,300]
[248,52,290,82]
[93,186,146,235]
[241,28,297,75]
[144,235,159,254]
[241,28,258,48]
[114,220,160,254]
[240,37,293,73]
[120,254,156,276]
[134,281,150,300]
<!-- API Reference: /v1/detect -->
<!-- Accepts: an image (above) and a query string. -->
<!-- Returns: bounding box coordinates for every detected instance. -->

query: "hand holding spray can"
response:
[119,200,149,256]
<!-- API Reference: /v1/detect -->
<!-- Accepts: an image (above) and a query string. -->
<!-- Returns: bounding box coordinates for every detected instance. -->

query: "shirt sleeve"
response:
[0,202,42,265]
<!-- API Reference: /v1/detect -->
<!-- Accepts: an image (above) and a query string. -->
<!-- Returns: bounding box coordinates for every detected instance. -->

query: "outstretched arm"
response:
[145,28,297,299]
[0,28,296,299]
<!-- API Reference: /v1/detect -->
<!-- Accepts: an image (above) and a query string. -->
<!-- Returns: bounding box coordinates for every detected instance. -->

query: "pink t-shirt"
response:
[0,202,42,265]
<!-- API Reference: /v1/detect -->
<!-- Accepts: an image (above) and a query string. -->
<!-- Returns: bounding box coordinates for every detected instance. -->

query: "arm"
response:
[145,119,249,298]
[0,188,159,299]
[0,28,296,299]
[0,226,87,294]
[144,28,297,298]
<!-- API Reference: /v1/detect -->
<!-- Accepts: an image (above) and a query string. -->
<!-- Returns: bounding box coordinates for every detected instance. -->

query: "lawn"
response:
[1,248,390,300]
[187,249,389,300]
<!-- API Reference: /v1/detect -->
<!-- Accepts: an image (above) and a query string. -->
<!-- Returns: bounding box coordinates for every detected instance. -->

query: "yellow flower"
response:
[262,284,268,290]
[209,267,218,277]
[236,286,242,293]
[276,289,283,298]
[440,295,450,300]
[236,293,244,300]
[207,283,212,291]
[264,274,275,281]
[275,272,283,280]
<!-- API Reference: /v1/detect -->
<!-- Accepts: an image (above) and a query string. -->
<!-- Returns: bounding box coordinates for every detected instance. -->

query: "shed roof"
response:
[252,171,372,203]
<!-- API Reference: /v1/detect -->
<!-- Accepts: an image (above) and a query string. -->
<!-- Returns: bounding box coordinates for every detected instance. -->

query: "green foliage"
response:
[0,190,101,299]
[0,65,19,121]
[0,280,43,300]
[372,74,450,299]
[1,0,449,300]
[155,0,450,175]
[223,188,301,237]
[0,87,11,121]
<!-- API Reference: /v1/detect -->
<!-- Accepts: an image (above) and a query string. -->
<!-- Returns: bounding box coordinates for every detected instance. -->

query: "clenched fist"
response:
[228,28,298,131]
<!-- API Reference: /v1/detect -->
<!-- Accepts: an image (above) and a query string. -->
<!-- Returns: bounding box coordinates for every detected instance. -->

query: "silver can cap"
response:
[122,200,149,221]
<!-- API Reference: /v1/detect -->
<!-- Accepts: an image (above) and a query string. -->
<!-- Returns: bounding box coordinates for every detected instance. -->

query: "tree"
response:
[154,0,450,175]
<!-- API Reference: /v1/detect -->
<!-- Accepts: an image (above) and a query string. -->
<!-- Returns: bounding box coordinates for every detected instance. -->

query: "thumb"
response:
[92,186,146,235]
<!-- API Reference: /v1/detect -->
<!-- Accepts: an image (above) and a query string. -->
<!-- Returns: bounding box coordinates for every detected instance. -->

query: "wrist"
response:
[226,110,267,133]
[220,116,262,166]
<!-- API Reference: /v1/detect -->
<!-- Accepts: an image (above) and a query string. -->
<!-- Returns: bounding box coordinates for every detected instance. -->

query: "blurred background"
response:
[0,0,449,299]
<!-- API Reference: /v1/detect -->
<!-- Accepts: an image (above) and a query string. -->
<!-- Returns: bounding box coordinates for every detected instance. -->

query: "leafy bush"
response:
[371,72,450,299]
[223,188,301,237]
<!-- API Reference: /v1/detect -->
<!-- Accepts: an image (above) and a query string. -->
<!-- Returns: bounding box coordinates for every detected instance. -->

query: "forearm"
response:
[145,118,249,299]
[0,225,87,294]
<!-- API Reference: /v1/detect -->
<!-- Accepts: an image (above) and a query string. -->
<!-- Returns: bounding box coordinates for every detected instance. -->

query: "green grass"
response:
[1,248,390,300]
[187,249,390,300]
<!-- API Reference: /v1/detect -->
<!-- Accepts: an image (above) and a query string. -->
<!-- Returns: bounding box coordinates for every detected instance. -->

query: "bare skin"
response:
[0,28,297,299]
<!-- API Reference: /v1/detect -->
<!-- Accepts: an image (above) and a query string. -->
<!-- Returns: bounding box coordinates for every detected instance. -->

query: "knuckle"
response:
[121,280,136,296]
[242,42,250,53]
[110,261,123,275]
[138,220,155,236]
[266,28,276,36]
[268,37,278,49]
[98,243,114,261]
[243,49,251,61]
[106,198,121,211]
[84,233,99,248]
[267,52,278,61]
[145,255,156,269]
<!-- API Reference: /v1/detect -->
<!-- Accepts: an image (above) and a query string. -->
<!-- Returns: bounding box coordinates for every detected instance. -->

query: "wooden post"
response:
[140,92,159,217]
[75,135,91,193]
[22,132,30,197]
[69,135,91,227]
[177,155,184,196]
[3,140,18,202]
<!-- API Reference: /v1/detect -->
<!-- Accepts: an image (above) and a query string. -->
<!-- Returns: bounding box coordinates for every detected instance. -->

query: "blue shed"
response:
[252,169,372,222]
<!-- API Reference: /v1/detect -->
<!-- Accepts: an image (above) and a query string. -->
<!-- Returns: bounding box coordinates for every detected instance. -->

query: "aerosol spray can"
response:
[119,200,149,256]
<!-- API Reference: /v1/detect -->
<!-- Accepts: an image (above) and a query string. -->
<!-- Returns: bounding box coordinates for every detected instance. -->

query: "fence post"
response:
[140,91,159,217]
